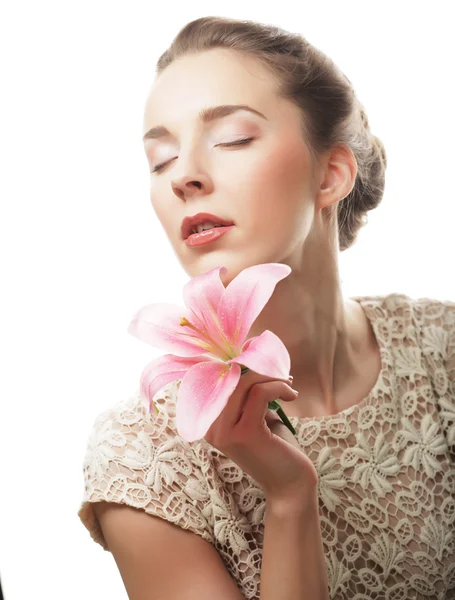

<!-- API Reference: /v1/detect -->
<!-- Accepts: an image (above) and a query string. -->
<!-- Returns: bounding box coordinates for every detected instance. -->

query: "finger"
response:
[236,380,298,430]
[220,369,268,429]
[214,370,293,431]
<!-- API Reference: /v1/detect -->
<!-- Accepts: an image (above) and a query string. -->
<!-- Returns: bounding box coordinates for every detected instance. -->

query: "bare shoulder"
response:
[93,502,244,600]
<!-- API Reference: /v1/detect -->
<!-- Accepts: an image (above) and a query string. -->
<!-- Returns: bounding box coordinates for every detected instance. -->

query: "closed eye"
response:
[150,137,254,174]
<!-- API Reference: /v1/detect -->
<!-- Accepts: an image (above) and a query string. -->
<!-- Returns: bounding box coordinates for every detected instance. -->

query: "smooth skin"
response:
[204,370,318,503]
[95,501,245,600]
[95,46,376,599]
[142,47,380,419]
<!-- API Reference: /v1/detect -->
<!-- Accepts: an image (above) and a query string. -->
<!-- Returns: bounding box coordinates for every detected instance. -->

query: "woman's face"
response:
[142,48,319,286]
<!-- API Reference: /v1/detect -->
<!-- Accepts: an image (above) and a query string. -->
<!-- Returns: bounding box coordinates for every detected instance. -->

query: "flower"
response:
[350,431,400,497]
[400,413,447,478]
[127,263,294,442]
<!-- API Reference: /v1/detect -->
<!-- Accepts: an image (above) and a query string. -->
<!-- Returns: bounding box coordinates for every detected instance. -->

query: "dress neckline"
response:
[288,295,389,424]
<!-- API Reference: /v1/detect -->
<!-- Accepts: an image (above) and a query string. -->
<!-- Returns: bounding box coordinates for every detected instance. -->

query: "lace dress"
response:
[77,293,455,599]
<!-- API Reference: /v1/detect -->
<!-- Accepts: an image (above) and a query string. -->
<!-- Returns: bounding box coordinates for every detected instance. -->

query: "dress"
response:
[77,293,455,600]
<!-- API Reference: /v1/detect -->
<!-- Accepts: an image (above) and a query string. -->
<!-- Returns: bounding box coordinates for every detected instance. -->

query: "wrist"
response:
[266,485,319,519]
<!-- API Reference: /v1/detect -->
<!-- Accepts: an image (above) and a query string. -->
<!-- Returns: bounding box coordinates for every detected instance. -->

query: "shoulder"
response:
[78,380,214,550]
[375,294,455,445]
[355,292,454,316]
[83,382,176,458]
[355,292,455,356]
[81,379,209,489]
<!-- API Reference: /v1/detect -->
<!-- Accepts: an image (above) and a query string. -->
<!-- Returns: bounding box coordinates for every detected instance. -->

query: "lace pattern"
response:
[78,294,455,599]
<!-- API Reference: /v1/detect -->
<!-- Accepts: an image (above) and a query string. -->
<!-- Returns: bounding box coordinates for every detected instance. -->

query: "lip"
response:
[181,212,235,240]
[185,225,235,247]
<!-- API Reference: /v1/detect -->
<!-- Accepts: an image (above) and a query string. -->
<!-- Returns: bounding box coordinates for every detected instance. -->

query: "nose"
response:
[171,152,213,200]
[173,179,202,196]
[172,175,213,202]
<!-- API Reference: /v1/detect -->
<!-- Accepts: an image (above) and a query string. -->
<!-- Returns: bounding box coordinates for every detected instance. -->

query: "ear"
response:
[315,144,357,212]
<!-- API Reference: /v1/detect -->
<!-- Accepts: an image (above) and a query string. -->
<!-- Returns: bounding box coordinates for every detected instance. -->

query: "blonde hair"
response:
[155,16,387,252]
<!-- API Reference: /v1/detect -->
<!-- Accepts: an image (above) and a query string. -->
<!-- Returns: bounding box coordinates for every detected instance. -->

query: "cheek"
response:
[261,138,310,192]
[150,193,173,235]
[242,142,311,224]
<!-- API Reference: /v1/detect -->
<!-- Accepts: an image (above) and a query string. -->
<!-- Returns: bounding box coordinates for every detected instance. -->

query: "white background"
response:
[1,1,453,598]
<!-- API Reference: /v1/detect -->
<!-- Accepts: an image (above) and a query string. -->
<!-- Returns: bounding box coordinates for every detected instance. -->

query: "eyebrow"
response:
[142,104,267,142]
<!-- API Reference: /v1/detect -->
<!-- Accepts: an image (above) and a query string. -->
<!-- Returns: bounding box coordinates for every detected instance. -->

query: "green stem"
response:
[268,399,297,436]
[240,366,297,436]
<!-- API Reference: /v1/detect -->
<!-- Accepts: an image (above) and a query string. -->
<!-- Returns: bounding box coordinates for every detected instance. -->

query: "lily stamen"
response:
[180,316,234,360]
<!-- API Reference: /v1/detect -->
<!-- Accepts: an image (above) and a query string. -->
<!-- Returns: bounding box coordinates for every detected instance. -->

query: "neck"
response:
[246,237,364,416]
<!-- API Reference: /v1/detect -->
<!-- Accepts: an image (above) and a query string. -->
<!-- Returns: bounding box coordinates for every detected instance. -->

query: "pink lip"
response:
[185,225,235,247]
[181,212,235,240]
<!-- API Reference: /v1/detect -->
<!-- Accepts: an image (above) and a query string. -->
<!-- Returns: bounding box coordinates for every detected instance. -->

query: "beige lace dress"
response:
[78,293,455,599]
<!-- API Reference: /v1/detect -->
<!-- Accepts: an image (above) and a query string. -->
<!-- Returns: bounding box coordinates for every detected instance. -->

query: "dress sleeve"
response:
[77,384,214,552]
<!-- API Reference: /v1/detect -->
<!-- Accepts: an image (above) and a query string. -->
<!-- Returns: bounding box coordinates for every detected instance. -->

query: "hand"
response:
[204,370,319,506]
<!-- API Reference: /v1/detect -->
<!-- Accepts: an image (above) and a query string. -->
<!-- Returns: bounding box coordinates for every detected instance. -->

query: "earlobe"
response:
[315,183,342,214]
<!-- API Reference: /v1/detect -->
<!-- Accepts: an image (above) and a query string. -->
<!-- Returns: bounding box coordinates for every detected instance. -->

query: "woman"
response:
[78,16,455,599]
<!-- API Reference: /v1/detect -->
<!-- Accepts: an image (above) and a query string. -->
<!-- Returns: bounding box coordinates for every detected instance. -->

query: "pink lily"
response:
[127,263,295,443]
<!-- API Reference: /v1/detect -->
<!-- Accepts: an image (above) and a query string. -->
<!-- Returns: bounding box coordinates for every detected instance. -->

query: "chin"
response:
[181,238,274,285]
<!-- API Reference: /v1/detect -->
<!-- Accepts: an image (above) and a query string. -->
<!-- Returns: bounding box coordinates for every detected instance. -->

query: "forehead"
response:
[143,49,277,131]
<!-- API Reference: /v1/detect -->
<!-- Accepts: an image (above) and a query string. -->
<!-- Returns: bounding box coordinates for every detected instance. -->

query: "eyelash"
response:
[150,137,254,174]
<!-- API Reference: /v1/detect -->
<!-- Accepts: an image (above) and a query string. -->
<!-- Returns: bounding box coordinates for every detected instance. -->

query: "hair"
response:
[155,16,387,252]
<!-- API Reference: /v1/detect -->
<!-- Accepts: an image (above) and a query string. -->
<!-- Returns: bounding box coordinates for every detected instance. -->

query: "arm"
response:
[260,491,329,600]
[95,502,245,600]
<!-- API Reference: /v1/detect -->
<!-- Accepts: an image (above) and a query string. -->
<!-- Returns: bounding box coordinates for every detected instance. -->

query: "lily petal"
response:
[128,302,212,356]
[139,354,207,409]
[218,263,292,348]
[176,360,241,442]
[182,266,233,357]
[229,330,291,380]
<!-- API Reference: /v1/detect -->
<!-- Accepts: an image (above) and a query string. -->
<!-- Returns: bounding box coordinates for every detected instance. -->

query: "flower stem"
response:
[268,399,297,435]
[239,366,296,436]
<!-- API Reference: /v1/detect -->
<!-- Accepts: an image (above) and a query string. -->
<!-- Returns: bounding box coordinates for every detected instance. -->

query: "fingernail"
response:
[288,375,293,383]
[292,388,299,396]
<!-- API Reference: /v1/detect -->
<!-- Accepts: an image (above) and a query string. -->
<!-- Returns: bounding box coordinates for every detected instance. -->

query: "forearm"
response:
[259,491,329,600]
